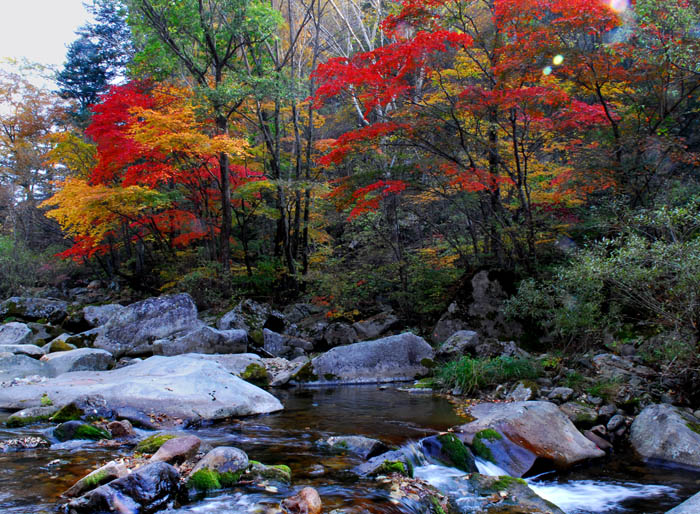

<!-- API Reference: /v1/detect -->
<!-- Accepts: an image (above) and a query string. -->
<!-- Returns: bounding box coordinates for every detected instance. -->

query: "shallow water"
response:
[1,385,698,513]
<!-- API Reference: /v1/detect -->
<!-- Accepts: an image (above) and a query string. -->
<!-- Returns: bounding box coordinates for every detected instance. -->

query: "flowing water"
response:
[0,385,698,513]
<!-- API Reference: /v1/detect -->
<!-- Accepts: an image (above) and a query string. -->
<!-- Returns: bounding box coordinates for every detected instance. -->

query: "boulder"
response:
[457,401,605,470]
[26,322,64,346]
[180,352,265,376]
[323,322,358,348]
[106,420,135,438]
[318,435,389,459]
[245,461,291,484]
[5,405,59,427]
[151,435,201,464]
[0,353,55,381]
[93,294,199,358]
[0,322,33,346]
[0,297,69,324]
[66,461,181,514]
[191,446,249,475]
[352,311,400,341]
[152,324,247,356]
[41,348,114,376]
[0,343,45,358]
[506,381,537,402]
[58,329,101,349]
[54,421,111,441]
[217,299,285,333]
[667,492,700,513]
[50,394,114,422]
[436,330,479,361]
[62,461,129,498]
[630,404,700,470]
[306,333,434,385]
[82,304,126,328]
[263,329,313,358]
[547,387,574,403]
[421,433,477,472]
[469,428,537,477]
[559,402,598,427]
[281,487,322,514]
[44,334,77,353]
[0,355,283,424]
[353,449,414,476]
[266,356,310,387]
[431,270,523,343]
[282,303,323,324]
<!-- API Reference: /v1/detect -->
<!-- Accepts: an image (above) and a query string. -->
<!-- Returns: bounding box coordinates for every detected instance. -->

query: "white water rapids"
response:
[410,446,678,514]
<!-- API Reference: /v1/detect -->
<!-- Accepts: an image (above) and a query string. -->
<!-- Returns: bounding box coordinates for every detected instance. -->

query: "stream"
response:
[1,385,698,513]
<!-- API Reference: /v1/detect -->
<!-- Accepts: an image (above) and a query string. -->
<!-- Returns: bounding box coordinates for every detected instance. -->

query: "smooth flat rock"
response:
[0,322,33,346]
[93,294,199,358]
[0,353,56,381]
[631,404,700,470]
[0,343,45,358]
[41,348,114,376]
[308,333,434,384]
[179,353,264,376]
[0,355,283,424]
[458,401,605,470]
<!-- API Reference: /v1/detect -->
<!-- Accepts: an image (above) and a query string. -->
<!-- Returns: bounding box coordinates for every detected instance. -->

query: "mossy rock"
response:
[47,339,76,353]
[378,460,411,477]
[292,361,318,383]
[6,406,58,428]
[135,433,177,454]
[245,461,292,484]
[472,429,503,462]
[54,421,111,442]
[50,403,84,423]
[188,468,243,492]
[432,433,476,472]
[240,363,269,387]
[249,329,264,347]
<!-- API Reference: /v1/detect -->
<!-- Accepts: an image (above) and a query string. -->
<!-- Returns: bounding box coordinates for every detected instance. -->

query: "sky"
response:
[0,0,91,83]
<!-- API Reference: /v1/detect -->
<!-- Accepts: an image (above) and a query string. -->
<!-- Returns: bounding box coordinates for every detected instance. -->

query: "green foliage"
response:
[40,394,53,407]
[436,356,542,395]
[506,200,700,354]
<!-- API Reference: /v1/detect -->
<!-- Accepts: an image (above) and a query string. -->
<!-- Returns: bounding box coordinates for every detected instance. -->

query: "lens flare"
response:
[553,54,564,66]
[609,0,628,12]
[543,66,553,76]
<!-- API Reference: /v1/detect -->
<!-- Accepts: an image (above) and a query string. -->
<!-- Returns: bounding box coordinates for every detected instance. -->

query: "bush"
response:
[436,355,542,394]
[505,200,700,348]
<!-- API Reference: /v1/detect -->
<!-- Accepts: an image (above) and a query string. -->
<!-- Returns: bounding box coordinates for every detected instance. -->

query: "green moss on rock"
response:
[74,424,111,440]
[378,460,408,476]
[135,433,176,454]
[48,339,75,353]
[436,433,474,472]
[489,475,527,491]
[240,363,269,386]
[50,403,83,423]
[188,468,243,491]
[292,361,318,383]
[471,428,503,462]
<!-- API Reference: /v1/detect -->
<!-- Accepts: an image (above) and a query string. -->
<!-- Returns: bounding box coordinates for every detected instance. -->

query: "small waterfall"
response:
[407,441,679,514]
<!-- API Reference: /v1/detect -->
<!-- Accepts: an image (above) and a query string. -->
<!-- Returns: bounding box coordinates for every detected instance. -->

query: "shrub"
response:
[436,355,542,394]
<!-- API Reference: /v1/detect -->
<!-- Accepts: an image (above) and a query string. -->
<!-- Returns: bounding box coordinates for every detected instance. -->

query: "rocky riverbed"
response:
[1,292,700,513]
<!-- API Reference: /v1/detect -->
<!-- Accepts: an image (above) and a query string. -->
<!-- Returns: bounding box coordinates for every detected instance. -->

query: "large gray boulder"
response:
[0,355,283,424]
[217,299,285,333]
[82,304,126,328]
[66,461,180,514]
[179,353,264,376]
[0,322,33,346]
[630,404,700,470]
[93,294,199,358]
[0,297,69,324]
[0,353,55,381]
[352,311,400,341]
[436,330,479,361]
[457,401,605,471]
[263,329,312,358]
[41,348,114,376]
[152,324,247,356]
[667,492,700,513]
[191,446,249,475]
[307,333,434,384]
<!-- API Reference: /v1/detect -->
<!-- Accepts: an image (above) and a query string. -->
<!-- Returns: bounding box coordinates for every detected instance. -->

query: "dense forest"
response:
[1,0,699,384]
